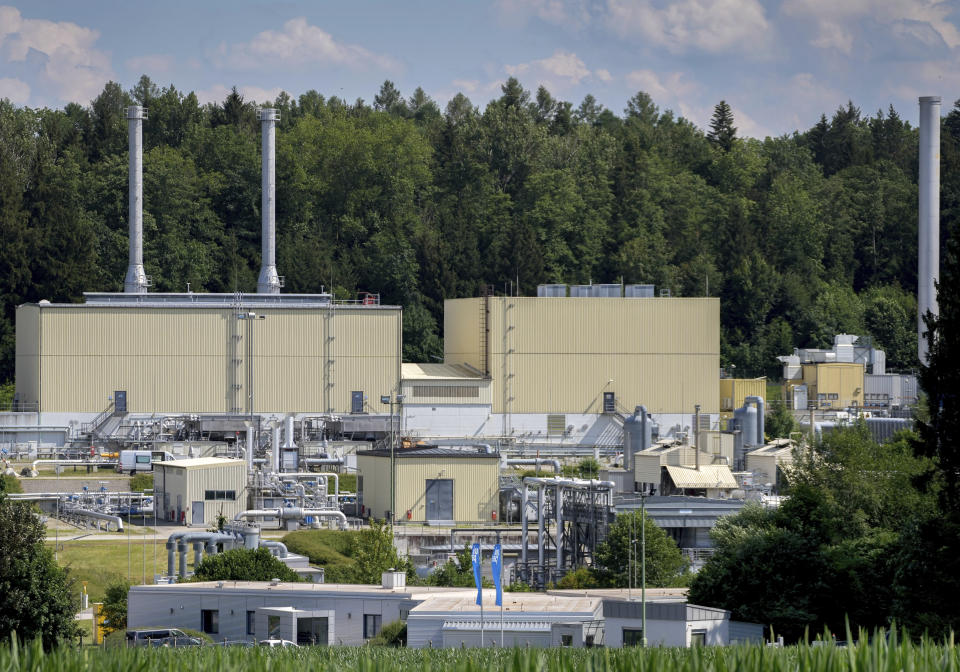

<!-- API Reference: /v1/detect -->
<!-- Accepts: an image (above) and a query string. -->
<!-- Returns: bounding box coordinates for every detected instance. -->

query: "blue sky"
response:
[0,0,958,137]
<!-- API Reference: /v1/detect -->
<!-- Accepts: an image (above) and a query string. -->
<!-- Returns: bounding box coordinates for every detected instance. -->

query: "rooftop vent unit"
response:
[536,284,567,297]
[624,284,655,298]
[569,285,592,297]
[592,284,621,298]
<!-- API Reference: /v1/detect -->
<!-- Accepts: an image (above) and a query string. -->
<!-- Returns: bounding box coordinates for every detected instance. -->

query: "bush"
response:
[557,567,602,589]
[0,474,23,494]
[367,619,407,646]
[101,580,131,632]
[128,474,153,493]
[191,547,302,582]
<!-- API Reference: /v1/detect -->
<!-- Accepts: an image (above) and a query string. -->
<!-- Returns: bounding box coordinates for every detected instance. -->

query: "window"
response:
[363,614,382,639]
[623,628,644,646]
[246,611,255,636]
[204,490,236,501]
[412,385,480,398]
[201,609,219,635]
[690,630,706,646]
[560,634,573,647]
[828,393,839,400]
[135,455,151,464]
[268,616,281,640]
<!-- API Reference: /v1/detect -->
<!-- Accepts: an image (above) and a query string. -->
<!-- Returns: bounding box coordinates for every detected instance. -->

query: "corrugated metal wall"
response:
[719,378,766,411]
[444,297,719,415]
[358,454,499,523]
[14,305,40,406]
[20,305,400,414]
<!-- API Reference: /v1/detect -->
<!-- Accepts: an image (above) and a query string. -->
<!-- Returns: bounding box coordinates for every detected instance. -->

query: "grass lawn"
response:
[49,538,175,602]
[282,529,359,581]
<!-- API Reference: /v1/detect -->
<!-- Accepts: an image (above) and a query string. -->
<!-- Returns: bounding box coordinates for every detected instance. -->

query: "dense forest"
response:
[2,75,959,386]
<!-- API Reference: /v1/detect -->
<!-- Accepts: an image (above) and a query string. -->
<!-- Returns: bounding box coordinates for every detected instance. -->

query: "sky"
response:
[0,0,958,138]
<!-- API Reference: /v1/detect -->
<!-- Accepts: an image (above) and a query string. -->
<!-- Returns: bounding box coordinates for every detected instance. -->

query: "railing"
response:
[80,401,115,437]
[0,401,40,413]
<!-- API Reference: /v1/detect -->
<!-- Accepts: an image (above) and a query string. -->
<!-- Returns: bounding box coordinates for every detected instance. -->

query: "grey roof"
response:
[360,446,500,459]
[603,600,730,621]
[28,292,399,310]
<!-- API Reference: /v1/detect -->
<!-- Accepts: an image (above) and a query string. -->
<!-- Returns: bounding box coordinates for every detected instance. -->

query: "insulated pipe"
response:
[72,508,124,532]
[555,482,563,570]
[521,485,529,563]
[257,108,281,294]
[193,541,203,569]
[505,458,562,473]
[276,472,339,497]
[244,421,254,475]
[271,424,281,473]
[259,540,289,558]
[745,396,765,446]
[537,486,545,569]
[521,476,616,490]
[178,539,188,577]
[233,507,348,529]
[284,415,295,448]
[124,105,149,293]
[301,458,344,468]
[919,95,941,363]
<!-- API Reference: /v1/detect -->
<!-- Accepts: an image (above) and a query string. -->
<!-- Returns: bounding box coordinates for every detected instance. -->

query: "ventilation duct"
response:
[918,96,941,363]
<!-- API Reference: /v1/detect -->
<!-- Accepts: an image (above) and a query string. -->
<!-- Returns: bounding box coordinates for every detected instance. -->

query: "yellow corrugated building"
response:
[443,297,720,415]
[154,457,248,526]
[15,295,401,414]
[783,362,864,410]
[719,378,766,411]
[357,446,500,524]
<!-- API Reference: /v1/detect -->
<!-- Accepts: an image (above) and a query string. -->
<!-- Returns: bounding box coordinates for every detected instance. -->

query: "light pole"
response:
[640,490,647,647]
[381,393,404,525]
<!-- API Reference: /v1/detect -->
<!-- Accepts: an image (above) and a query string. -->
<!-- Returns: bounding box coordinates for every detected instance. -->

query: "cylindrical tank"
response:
[622,405,651,472]
[733,404,758,446]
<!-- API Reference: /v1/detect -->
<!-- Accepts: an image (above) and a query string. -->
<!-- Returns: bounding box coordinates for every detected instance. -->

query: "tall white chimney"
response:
[124,106,149,293]
[257,108,281,294]
[918,96,941,362]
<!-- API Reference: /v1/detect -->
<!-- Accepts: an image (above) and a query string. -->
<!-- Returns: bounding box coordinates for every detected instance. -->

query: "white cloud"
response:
[126,54,174,76]
[625,69,698,102]
[195,84,287,106]
[495,0,592,28]
[505,50,609,91]
[595,68,612,82]
[782,0,960,51]
[605,0,771,54]
[0,5,113,104]
[216,17,398,71]
[0,76,30,104]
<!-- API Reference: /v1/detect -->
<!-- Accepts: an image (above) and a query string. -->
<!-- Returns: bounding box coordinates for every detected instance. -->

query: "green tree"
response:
[347,520,413,584]
[101,579,130,632]
[128,473,153,492]
[594,510,688,587]
[0,495,78,647]
[427,544,490,588]
[765,401,797,440]
[191,547,302,582]
[707,101,737,152]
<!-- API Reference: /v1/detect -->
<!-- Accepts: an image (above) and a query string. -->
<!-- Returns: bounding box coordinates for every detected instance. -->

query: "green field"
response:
[2,634,957,671]
[49,539,171,602]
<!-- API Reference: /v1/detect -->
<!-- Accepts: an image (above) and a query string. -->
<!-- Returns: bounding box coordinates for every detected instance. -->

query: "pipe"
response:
[537,486,545,569]
[272,424,281,473]
[284,415,295,448]
[259,540,288,558]
[124,105,149,293]
[694,404,700,471]
[522,476,616,490]
[918,95,941,363]
[745,396,765,446]
[505,458,562,473]
[555,478,563,570]
[71,508,124,531]
[521,484,529,564]
[257,108,281,294]
[233,507,347,529]
[277,472,339,497]
[301,457,344,468]
[245,421,254,475]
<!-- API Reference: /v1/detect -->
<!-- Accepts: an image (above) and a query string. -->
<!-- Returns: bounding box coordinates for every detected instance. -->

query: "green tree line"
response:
[3,77,959,379]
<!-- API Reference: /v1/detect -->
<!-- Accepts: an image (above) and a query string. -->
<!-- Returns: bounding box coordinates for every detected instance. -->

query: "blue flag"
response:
[492,543,503,607]
[472,543,483,605]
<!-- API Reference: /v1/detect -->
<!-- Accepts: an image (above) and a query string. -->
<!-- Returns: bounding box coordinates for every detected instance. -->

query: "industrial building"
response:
[356,445,500,524]
[154,457,247,526]
[126,575,763,647]
[743,440,796,492]
[778,334,888,411]
[435,293,720,446]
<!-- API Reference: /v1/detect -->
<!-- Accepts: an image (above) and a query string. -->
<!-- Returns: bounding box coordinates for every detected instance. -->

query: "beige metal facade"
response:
[444,297,720,415]
[357,452,500,523]
[783,363,864,410]
[15,303,401,414]
[400,363,491,406]
[154,458,247,525]
[719,378,766,411]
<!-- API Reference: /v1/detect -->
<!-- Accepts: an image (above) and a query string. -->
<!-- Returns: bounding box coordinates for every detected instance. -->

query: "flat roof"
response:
[26,293,399,310]
[359,446,500,459]
[548,587,689,602]
[130,580,467,598]
[410,590,600,615]
[401,363,484,380]
[155,457,246,469]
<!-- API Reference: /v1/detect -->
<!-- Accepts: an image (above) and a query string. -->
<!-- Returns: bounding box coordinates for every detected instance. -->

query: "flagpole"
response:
[480,598,484,646]
[500,558,504,647]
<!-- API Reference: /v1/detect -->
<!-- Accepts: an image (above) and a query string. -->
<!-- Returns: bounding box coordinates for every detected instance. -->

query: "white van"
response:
[118,450,153,474]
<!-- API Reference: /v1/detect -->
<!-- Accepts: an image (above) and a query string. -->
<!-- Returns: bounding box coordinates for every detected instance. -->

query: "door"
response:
[192,501,204,525]
[425,479,454,522]
[351,391,364,414]
[603,391,616,413]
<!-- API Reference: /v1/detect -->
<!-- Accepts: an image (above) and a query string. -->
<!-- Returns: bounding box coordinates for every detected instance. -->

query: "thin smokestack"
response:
[918,96,940,363]
[124,106,149,293]
[257,108,281,294]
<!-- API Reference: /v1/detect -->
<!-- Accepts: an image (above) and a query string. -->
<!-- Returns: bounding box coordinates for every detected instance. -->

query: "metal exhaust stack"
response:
[257,108,281,294]
[124,106,149,293]
[918,96,941,363]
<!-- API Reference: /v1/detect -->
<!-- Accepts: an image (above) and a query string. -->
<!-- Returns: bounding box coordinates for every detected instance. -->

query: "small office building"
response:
[357,445,500,524]
[154,457,247,526]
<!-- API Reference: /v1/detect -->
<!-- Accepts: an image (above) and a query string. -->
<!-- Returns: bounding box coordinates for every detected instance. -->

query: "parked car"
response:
[126,628,193,647]
[259,639,299,648]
